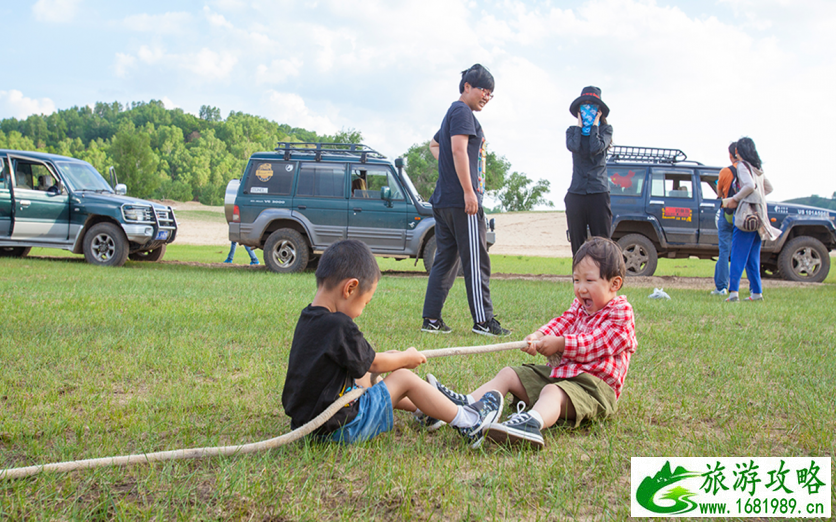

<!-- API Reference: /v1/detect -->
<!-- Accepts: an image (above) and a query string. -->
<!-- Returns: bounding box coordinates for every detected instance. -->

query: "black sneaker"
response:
[421,318,452,334]
[413,411,446,432]
[456,390,503,449]
[486,412,545,449]
[427,373,471,406]
[472,317,511,337]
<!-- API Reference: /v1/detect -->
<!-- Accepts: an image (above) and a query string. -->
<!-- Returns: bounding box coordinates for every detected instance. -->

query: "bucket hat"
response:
[569,86,610,117]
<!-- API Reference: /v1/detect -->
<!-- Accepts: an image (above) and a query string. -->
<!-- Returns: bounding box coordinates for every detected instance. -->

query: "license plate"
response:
[155,230,169,240]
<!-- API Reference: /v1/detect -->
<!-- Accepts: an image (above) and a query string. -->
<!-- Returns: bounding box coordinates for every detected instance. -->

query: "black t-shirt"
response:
[429,101,486,208]
[281,305,376,432]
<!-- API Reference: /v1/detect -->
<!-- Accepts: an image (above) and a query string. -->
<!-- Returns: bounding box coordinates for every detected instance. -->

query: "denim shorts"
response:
[321,381,394,445]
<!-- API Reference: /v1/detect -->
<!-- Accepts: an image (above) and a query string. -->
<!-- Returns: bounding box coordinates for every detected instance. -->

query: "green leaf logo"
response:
[636,461,702,514]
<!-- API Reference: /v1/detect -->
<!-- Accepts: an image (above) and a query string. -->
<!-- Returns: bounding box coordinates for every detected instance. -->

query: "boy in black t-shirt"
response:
[281,239,503,447]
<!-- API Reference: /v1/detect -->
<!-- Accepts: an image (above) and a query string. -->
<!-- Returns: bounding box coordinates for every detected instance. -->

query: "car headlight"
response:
[123,205,153,222]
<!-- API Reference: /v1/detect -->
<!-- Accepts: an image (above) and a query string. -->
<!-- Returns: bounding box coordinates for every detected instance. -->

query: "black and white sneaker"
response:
[456,390,504,449]
[472,317,511,337]
[486,412,545,449]
[427,374,471,406]
[413,411,446,432]
[421,318,452,334]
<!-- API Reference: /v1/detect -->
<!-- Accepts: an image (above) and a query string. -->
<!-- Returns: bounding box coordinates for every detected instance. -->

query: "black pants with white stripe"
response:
[422,206,493,324]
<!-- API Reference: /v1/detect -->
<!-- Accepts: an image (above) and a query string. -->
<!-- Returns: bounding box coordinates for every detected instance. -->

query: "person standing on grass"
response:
[711,141,739,296]
[421,64,510,337]
[721,137,781,302]
[282,240,504,448]
[565,86,614,256]
[421,238,637,450]
[224,241,259,265]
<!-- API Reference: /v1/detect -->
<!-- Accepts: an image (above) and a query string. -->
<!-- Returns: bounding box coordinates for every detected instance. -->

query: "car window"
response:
[650,170,693,199]
[0,157,7,190]
[351,166,404,200]
[13,161,56,191]
[245,160,294,195]
[296,163,346,198]
[700,174,719,200]
[608,167,645,196]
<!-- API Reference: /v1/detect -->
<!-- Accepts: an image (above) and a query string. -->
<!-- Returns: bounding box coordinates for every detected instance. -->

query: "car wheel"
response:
[777,236,830,283]
[0,246,31,258]
[422,235,463,276]
[83,222,129,267]
[618,234,658,276]
[264,229,309,273]
[128,244,167,262]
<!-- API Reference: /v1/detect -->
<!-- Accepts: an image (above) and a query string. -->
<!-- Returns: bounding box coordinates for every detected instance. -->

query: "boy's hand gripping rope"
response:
[0,340,527,480]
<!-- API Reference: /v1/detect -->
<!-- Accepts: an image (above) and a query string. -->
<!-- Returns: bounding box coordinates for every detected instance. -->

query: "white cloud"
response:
[161,97,178,110]
[264,91,338,136]
[137,45,165,64]
[0,90,56,119]
[114,53,136,78]
[123,12,192,33]
[32,0,80,23]
[256,58,303,85]
[203,6,233,28]
[185,49,238,80]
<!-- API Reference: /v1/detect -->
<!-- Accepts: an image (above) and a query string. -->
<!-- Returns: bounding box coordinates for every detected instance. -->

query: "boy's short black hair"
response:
[315,239,381,292]
[573,237,626,281]
[728,141,737,156]
[459,64,495,94]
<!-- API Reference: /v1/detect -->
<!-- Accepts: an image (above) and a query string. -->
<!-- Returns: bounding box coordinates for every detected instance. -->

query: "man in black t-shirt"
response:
[421,64,510,337]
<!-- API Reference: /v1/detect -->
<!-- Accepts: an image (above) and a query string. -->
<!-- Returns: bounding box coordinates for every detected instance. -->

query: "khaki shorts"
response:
[511,364,617,428]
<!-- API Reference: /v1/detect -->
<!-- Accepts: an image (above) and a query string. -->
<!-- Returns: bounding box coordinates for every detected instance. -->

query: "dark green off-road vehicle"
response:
[226,142,495,273]
[1,149,177,266]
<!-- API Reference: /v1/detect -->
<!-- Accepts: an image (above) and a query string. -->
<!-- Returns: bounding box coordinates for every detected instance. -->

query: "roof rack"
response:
[274,142,387,163]
[607,146,688,164]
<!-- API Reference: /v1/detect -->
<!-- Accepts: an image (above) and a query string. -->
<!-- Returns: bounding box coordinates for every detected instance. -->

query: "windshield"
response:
[54,161,113,192]
[400,170,424,203]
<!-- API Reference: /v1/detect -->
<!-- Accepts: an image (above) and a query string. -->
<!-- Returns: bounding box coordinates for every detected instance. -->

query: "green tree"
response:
[199,105,222,122]
[496,172,554,212]
[110,122,160,198]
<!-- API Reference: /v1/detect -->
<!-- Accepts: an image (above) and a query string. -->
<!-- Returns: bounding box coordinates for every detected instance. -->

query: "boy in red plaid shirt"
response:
[425,237,637,449]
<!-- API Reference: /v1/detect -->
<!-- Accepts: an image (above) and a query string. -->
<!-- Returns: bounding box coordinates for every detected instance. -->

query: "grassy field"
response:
[1,251,834,520]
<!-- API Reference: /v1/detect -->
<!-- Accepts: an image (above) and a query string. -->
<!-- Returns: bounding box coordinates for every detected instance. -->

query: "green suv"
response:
[0,149,177,266]
[226,142,495,273]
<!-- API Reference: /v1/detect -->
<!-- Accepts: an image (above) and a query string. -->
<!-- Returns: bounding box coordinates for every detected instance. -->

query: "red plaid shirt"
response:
[537,295,637,398]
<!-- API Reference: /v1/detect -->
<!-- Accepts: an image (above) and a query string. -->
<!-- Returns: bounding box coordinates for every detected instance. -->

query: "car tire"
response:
[0,246,31,258]
[777,236,830,283]
[83,222,129,267]
[618,234,658,277]
[264,229,309,273]
[422,235,463,276]
[128,244,167,262]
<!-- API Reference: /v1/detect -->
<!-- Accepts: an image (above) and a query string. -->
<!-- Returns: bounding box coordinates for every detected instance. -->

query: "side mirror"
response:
[380,186,392,201]
[115,183,127,196]
[394,157,405,169]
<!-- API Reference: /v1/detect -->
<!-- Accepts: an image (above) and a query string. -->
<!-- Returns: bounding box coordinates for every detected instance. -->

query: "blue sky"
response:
[2,0,835,205]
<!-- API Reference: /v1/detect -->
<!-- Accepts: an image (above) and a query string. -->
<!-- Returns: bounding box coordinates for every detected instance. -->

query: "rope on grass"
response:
[0,340,527,480]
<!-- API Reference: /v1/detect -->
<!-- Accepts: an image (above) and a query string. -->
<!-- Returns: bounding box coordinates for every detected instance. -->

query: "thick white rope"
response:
[0,340,527,480]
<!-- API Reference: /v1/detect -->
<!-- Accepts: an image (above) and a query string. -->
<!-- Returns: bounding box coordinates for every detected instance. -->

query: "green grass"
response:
[1,255,834,520]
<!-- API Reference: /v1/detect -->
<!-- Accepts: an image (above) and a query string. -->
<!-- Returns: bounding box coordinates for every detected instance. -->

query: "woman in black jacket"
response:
[565,86,614,256]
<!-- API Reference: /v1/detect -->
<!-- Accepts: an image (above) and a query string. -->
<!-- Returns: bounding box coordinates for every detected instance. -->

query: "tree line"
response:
[0,100,552,210]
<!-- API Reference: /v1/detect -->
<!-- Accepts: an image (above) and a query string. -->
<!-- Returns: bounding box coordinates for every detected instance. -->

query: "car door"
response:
[291,161,348,248]
[9,156,70,242]
[697,170,722,246]
[0,155,11,236]
[347,164,407,251]
[646,168,698,245]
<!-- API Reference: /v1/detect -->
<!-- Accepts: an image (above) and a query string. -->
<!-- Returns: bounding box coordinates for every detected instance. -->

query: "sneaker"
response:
[413,411,446,432]
[426,374,471,406]
[745,295,763,301]
[486,412,545,449]
[472,317,511,337]
[725,295,739,302]
[250,260,260,265]
[223,258,233,263]
[710,288,728,296]
[455,390,503,449]
[421,318,452,334]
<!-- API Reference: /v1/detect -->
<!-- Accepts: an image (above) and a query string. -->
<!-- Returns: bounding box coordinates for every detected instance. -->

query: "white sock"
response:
[729,291,739,298]
[751,292,762,298]
[527,410,544,429]
[466,394,476,405]
[449,405,480,428]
